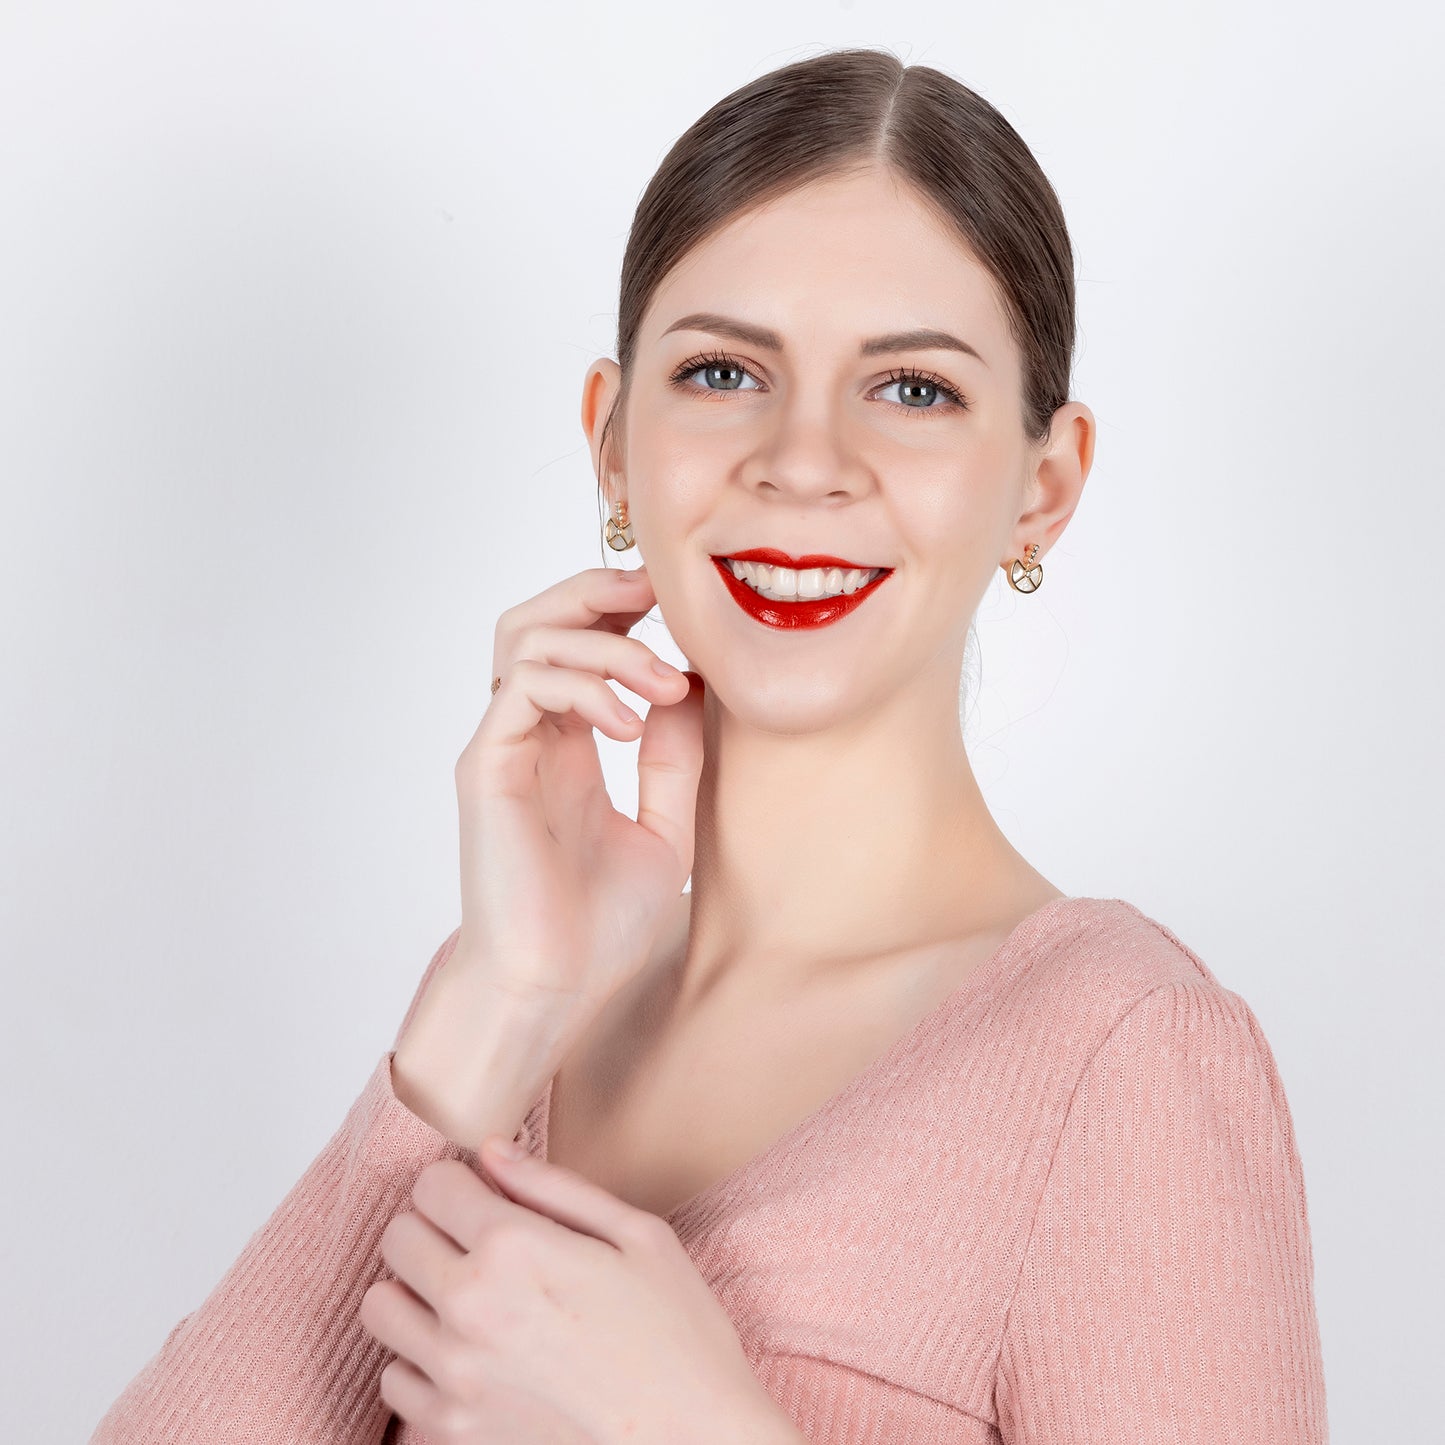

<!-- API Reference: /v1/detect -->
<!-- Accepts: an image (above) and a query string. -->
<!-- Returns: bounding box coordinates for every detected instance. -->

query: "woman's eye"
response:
[881,378,939,408]
[671,356,762,393]
[875,373,968,414]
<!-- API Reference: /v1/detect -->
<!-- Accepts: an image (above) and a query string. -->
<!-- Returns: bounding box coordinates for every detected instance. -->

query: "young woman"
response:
[92,48,1328,1445]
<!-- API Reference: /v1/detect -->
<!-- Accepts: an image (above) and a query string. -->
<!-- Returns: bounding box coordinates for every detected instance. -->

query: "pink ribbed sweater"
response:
[89,895,1329,1443]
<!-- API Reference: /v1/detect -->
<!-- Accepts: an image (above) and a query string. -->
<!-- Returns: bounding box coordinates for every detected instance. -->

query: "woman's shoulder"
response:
[956,895,1299,1182]
[1014,892,1226,1000]
[979,894,1261,1075]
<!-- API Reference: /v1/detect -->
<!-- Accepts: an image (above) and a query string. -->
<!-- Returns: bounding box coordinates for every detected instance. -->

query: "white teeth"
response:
[726,558,881,601]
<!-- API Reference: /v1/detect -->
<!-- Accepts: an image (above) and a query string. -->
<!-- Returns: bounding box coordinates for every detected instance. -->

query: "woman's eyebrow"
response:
[659,311,989,368]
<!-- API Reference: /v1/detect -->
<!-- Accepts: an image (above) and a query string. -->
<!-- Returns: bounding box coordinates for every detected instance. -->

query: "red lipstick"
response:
[721,547,886,572]
[711,553,893,631]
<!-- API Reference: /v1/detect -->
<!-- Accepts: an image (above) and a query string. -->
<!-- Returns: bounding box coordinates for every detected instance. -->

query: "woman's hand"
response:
[454,563,706,1023]
[360,1142,800,1445]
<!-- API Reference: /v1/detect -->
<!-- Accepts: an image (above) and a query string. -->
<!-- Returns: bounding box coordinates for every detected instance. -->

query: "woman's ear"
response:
[1006,400,1096,568]
[580,357,624,488]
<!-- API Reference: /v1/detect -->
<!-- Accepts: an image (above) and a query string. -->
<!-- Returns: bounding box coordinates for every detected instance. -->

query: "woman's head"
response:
[581,47,1094,732]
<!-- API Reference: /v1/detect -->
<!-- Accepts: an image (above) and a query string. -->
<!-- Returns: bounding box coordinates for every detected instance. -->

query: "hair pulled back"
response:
[597,46,1077,502]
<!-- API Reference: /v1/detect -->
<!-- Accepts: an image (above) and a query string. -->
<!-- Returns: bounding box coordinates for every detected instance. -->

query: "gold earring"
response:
[604,497,636,551]
[1007,542,1043,594]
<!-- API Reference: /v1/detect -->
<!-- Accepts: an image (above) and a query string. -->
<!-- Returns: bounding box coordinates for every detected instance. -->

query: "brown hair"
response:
[597,46,1077,514]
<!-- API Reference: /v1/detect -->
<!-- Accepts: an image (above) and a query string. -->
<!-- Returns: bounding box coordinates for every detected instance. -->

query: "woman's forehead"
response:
[638,174,1005,344]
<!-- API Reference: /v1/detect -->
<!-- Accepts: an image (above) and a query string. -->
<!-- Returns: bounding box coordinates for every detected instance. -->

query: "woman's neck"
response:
[669,688,1057,1012]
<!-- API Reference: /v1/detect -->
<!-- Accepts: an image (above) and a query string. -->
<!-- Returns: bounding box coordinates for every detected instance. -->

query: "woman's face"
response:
[585,164,1073,734]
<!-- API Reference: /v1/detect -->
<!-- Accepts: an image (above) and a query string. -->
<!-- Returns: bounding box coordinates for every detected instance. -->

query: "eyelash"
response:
[666,348,970,416]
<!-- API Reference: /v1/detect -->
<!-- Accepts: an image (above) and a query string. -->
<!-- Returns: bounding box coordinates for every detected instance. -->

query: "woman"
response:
[91,48,1328,1445]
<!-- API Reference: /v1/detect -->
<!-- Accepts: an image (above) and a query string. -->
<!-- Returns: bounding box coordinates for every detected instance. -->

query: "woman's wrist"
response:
[392,962,572,1150]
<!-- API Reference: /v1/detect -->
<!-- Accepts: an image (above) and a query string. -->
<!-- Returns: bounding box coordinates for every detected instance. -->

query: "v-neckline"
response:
[531,893,1094,1232]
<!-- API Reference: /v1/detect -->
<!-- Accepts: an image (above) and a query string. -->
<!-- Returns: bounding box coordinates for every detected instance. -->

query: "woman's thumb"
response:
[634,670,705,872]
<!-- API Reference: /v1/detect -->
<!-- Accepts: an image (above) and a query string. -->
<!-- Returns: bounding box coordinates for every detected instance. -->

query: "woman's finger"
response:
[410,1158,506,1252]
[635,670,706,869]
[494,565,655,657]
[360,1279,445,1382]
[475,657,647,768]
[503,622,689,711]
[378,1210,464,1314]
[378,1356,444,1429]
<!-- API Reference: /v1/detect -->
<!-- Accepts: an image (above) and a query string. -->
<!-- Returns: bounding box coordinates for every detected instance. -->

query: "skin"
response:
[580,162,1096,1018]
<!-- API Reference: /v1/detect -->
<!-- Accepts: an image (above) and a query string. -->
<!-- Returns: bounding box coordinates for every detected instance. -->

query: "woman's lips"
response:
[711,556,891,631]
[722,546,884,572]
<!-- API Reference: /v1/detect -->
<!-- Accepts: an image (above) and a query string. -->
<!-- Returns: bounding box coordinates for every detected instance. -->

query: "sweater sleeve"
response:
[994,981,1329,1445]
[89,926,474,1445]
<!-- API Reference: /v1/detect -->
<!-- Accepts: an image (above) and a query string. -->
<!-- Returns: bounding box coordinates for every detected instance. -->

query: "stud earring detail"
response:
[1007,543,1043,594]
[604,498,636,552]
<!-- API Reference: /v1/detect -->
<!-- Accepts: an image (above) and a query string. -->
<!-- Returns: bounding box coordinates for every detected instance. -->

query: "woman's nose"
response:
[741,400,869,501]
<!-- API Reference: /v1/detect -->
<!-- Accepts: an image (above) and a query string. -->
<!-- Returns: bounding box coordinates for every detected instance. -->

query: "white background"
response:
[3,2,1440,1439]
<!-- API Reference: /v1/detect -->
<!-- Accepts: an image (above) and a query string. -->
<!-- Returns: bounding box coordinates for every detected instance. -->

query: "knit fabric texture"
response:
[89,894,1329,1443]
